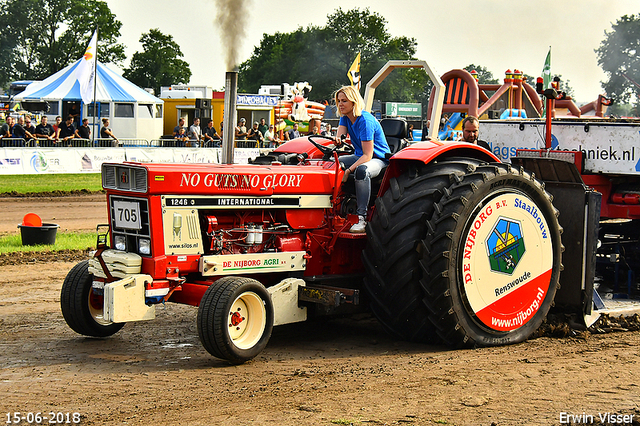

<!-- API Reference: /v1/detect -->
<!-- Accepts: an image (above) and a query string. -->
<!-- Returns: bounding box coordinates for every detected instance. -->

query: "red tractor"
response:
[61,61,599,363]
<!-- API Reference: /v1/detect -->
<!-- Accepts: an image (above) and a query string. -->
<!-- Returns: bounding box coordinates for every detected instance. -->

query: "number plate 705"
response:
[113,200,141,230]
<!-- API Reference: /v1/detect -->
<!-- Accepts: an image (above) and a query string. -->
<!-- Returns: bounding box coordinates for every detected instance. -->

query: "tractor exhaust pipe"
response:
[222,69,238,164]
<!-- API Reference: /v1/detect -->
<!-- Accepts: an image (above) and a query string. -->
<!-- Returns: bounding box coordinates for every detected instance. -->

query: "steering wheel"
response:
[307,134,354,158]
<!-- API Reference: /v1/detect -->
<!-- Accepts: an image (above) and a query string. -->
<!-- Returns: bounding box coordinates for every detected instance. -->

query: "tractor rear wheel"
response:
[197,277,274,364]
[363,159,482,342]
[364,159,562,347]
[420,162,562,346]
[60,260,125,337]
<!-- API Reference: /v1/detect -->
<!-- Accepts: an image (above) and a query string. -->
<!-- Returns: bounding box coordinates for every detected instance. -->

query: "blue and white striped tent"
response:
[15,59,163,141]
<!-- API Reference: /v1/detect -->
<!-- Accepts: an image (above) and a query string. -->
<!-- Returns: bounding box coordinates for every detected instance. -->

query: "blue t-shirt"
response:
[339,110,390,159]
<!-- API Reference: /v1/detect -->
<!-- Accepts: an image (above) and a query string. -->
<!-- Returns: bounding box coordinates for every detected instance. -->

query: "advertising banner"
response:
[0,147,263,174]
[481,121,640,175]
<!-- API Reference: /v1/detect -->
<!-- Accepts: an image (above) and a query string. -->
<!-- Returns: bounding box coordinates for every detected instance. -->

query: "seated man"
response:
[460,116,490,150]
[285,123,300,141]
[174,127,189,147]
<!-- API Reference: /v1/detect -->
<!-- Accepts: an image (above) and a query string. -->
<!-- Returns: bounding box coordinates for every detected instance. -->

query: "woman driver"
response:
[334,85,390,233]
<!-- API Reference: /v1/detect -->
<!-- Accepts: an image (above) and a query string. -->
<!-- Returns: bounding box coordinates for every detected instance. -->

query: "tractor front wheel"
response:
[60,260,125,337]
[197,277,274,364]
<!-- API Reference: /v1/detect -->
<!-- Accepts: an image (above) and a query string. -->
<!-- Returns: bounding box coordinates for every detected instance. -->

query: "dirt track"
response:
[1,195,639,426]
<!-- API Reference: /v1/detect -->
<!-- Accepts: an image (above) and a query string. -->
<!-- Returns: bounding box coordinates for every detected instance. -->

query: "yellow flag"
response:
[347,52,361,90]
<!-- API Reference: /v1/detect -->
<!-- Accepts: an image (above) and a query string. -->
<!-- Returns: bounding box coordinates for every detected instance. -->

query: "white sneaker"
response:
[350,215,366,233]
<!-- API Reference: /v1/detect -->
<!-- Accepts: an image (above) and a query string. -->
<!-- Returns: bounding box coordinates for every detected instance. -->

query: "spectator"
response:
[460,116,490,150]
[235,117,247,141]
[322,123,332,137]
[52,116,62,140]
[263,124,280,148]
[219,122,224,143]
[174,127,189,147]
[203,119,220,147]
[1,116,13,146]
[188,117,203,147]
[11,116,30,147]
[257,118,268,137]
[421,120,430,141]
[234,117,248,147]
[173,118,186,137]
[285,122,300,140]
[67,103,80,127]
[247,121,264,147]
[75,118,91,143]
[35,116,56,147]
[57,116,76,146]
[99,118,119,147]
[24,116,36,141]
[407,124,414,141]
[308,124,320,136]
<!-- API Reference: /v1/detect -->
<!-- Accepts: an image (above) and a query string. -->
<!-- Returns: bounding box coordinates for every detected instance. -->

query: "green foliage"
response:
[0,231,96,253]
[0,0,125,88]
[238,7,431,103]
[606,102,639,117]
[123,28,192,96]
[464,64,499,84]
[0,173,102,194]
[596,14,640,108]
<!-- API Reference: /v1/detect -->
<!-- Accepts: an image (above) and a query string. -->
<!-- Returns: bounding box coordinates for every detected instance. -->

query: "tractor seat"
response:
[380,118,409,159]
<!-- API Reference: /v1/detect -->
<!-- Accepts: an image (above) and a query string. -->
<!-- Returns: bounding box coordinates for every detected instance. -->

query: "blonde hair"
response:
[334,85,365,118]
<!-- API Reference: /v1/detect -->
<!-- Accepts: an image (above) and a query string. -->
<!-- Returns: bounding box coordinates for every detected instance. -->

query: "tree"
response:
[596,14,640,108]
[463,64,499,84]
[0,0,125,88]
[123,29,192,96]
[238,7,430,103]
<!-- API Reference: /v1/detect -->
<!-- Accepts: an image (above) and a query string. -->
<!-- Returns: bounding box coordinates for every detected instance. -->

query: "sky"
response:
[104,0,640,104]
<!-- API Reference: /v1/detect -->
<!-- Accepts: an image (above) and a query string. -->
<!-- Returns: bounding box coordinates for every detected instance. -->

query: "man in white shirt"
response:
[188,117,203,147]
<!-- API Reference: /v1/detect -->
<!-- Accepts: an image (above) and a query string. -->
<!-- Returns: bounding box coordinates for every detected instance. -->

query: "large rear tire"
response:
[363,159,481,342]
[421,162,563,346]
[197,277,274,364]
[60,260,125,337]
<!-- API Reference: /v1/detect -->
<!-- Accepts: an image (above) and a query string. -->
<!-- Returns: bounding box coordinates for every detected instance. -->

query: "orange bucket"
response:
[22,213,43,227]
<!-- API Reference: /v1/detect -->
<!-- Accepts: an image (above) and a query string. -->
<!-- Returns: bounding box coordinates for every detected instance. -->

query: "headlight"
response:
[139,238,151,255]
[114,235,126,251]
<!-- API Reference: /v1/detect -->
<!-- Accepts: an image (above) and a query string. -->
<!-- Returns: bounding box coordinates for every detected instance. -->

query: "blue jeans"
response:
[340,155,388,216]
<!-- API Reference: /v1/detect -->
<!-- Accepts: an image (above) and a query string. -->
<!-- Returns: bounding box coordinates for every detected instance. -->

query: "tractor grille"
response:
[102,164,148,193]
[109,195,151,256]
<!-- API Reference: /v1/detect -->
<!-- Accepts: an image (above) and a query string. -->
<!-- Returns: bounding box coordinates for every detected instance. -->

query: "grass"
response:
[0,173,102,194]
[0,228,96,254]
[0,174,103,253]
[0,231,96,254]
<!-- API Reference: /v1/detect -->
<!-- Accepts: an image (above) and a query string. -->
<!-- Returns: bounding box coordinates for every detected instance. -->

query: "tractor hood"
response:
[101,161,338,197]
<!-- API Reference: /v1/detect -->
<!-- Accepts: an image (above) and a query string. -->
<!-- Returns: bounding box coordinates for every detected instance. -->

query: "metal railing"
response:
[1,137,284,149]
[1,138,31,147]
